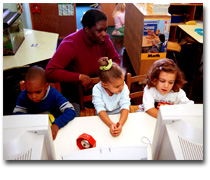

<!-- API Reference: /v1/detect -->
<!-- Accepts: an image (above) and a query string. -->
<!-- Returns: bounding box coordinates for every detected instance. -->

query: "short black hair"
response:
[25,65,47,84]
[81,9,107,29]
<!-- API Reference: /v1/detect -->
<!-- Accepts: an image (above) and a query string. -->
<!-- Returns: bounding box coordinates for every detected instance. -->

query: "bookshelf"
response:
[169,3,203,41]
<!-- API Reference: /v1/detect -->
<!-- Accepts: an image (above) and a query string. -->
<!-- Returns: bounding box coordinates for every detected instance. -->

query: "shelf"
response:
[168,3,203,41]
[170,22,185,26]
[170,3,203,6]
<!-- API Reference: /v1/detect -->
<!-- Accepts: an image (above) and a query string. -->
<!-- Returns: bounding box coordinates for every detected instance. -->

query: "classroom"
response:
[3,3,203,161]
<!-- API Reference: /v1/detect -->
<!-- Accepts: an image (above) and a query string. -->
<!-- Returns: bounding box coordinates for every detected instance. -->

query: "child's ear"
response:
[101,82,107,88]
[45,83,49,90]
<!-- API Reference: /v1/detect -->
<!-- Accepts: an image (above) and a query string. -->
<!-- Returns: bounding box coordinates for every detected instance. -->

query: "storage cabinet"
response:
[100,3,116,26]
[124,3,171,75]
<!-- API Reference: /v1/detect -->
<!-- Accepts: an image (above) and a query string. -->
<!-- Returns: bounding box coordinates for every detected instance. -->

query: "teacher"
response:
[45,9,121,104]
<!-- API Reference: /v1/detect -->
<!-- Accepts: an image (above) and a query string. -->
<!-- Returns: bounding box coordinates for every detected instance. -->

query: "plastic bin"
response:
[171,14,182,23]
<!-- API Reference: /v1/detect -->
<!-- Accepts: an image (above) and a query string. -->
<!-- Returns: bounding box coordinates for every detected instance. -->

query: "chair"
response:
[167,41,182,65]
[126,73,147,113]
[167,41,181,52]
[78,77,100,117]
[19,80,61,93]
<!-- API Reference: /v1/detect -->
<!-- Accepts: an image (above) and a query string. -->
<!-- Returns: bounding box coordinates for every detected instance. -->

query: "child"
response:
[13,66,76,140]
[140,58,194,118]
[92,57,130,137]
[112,3,126,36]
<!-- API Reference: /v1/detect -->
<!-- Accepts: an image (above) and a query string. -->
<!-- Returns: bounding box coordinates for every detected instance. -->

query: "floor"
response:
[3,5,203,116]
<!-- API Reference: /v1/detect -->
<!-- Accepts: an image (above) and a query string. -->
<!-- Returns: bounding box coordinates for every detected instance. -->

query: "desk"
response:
[3,29,59,71]
[54,112,156,160]
[178,24,203,44]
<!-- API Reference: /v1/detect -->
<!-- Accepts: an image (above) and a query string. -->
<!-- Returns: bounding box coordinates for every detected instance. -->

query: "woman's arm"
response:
[45,41,80,83]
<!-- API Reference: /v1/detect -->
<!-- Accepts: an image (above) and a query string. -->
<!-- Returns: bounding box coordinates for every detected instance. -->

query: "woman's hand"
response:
[79,74,92,91]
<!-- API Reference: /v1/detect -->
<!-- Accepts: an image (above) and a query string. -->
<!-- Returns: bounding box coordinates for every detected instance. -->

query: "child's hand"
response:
[51,123,59,140]
[110,122,122,137]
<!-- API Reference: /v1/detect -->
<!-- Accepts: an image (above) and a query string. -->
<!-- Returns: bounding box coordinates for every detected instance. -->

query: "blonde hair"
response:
[98,58,126,83]
[112,3,126,18]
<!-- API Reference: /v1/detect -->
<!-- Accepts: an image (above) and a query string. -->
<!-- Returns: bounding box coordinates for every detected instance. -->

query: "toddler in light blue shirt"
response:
[92,57,130,137]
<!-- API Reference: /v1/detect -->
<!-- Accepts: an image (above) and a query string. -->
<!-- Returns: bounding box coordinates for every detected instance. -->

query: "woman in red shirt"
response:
[45,9,121,105]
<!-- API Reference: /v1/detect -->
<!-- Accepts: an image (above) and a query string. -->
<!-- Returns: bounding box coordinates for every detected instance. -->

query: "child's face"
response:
[25,78,49,103]
[156,71,176,95]
[102,75,125,95]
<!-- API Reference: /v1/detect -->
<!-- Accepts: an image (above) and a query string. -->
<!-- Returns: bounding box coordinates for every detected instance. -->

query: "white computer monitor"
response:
[152,104,203,160]
[3,114,56,160]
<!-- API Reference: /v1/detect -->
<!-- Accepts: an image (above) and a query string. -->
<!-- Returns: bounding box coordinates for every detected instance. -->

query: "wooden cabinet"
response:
[124,3,171,75]
[169,3,203,41]
[100,3,116,26]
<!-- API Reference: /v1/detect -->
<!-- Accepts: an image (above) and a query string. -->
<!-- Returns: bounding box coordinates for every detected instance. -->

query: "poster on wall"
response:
[141,20,171,59]
[58,3,74,16]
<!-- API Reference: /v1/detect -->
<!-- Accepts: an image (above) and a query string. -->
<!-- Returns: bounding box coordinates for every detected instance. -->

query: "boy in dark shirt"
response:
[13,66,76,140]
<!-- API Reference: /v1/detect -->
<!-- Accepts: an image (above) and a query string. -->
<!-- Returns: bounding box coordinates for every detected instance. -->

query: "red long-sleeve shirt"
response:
[45,29,121,83]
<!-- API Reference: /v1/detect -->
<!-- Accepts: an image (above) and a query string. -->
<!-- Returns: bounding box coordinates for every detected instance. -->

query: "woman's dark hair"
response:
[81,9,107,29]
[146,58,186,92]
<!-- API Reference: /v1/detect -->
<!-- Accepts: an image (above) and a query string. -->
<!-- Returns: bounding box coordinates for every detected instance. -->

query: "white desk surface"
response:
[178,24,203,44]
[3,29,59,71]
[54,112,156,160]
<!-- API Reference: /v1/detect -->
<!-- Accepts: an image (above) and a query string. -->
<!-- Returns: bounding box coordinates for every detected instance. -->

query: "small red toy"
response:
[76,133,96,150]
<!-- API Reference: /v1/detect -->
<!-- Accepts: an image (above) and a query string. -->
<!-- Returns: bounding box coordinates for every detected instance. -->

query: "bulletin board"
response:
[30,3,76,39]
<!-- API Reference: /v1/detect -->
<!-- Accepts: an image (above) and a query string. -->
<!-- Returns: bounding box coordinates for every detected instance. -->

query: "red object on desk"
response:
[76,133,96,150]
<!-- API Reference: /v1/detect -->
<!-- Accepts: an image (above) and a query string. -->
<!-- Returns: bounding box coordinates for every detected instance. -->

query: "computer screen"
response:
[3,114,56,160]
[152,104,203,160]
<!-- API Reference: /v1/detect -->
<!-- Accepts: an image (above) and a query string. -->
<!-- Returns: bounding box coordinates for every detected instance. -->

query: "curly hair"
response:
[98,58,126,83]
[146,58,186,92]
[82,9,107,29]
